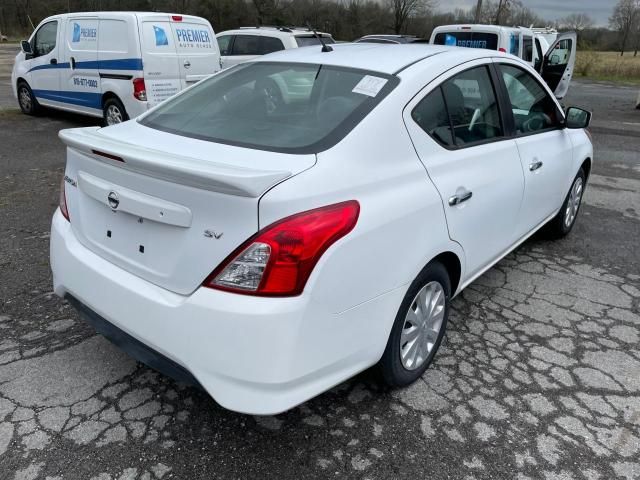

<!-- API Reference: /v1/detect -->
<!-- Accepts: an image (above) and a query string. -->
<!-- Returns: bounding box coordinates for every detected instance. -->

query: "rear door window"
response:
[231,35,261,55]
[433,32,498,50]
[260,36,285,54]
[217,35,233,55]
[411,88,454,147]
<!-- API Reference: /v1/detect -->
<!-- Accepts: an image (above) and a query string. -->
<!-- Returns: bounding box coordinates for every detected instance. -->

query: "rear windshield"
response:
[140,62,397,154]
[294,35,336,47]
[433,32,499,50]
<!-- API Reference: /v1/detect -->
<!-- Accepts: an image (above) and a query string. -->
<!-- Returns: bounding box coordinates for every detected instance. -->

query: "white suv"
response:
[216,26,334,69]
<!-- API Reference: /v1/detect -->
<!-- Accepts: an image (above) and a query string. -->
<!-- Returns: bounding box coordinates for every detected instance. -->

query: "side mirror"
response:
[565,107,592,129]
[20,40,33,55]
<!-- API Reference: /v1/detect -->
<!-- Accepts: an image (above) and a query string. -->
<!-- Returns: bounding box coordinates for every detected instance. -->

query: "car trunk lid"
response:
[59,122,315,295]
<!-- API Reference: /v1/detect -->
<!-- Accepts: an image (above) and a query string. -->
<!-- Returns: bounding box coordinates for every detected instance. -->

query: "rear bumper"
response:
[50,210,404,414]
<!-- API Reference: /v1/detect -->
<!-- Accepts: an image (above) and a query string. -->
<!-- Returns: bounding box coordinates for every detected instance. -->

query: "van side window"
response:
[33,21,58,57]
[217,35,232,55]
[499,64,562,135]
[411,87,454,147]
[260,36,285,54]
[523,36,533,62]
[441,66,503,147]
[231,35,261,56]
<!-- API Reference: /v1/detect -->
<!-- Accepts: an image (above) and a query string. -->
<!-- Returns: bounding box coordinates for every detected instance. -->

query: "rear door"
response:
[169,17,220,88]
[59,16,101,113]
[541,32,576,99]
[139,18,181,107]
[403,61,525,278]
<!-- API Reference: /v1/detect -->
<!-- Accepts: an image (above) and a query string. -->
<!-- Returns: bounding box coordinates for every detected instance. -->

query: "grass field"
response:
[575,51,640,84]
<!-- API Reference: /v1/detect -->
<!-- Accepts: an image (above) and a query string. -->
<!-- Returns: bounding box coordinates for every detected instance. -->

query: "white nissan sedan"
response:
[51,44,593,414]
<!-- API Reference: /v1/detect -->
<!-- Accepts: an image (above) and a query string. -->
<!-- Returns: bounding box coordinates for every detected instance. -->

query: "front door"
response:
[497,62,573,236]
[404,62,525,278]
[541,32,577,99]
[28,20,61,102]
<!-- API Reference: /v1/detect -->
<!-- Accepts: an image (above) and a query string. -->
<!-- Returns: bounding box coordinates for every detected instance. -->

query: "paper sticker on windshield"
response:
[352,76,388,97]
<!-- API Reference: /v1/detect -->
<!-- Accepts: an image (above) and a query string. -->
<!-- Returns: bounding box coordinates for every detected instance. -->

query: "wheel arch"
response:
[427,251,462,297]
[580,157,592,181]
[101,91,122,109]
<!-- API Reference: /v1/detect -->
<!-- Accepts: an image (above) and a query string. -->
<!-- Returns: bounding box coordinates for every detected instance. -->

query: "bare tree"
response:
[560,13,594,31]
[474,0,482,23]
[609,0,639,56]
[386,0,432,34]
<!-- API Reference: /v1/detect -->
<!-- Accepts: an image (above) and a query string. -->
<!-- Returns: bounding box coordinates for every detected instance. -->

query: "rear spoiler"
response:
[59,127,291,198]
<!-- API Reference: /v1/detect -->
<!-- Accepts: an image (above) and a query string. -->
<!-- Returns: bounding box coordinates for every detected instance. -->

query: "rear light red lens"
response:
[204,201,360,296]
[498,47,507,53]
[172,15,183,21]
[133,77,147,101]
[59,176,70,222]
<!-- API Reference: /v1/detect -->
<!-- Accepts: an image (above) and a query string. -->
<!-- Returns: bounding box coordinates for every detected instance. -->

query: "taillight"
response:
[171,15,183,21]
[59,176,70,222]
[498,47,507,53]
[204,201,360,296]
[133,78,147,101]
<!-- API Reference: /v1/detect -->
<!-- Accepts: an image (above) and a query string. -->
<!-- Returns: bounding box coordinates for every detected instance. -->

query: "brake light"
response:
[133,78,147,101]
[59,176,70,222]
[498,47,507,53]
[204,201,360,296]
[172,15,183,21]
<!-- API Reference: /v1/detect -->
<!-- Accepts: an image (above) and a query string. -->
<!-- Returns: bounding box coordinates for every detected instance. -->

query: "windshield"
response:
[295,35,336,47]
[433,32,499,50]
[140,62,397,154]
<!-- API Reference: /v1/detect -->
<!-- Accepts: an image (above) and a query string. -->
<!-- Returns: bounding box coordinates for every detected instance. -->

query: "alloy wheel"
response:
[106,104,123,125]
[564,176,583,228]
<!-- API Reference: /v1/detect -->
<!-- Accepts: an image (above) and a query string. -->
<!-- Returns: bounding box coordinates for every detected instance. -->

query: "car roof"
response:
[217,27,332,38]
[253,43,493,75]
[433,24,533,34]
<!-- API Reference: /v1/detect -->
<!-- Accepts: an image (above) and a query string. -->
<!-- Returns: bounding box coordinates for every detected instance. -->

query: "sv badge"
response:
[204,230,223,239]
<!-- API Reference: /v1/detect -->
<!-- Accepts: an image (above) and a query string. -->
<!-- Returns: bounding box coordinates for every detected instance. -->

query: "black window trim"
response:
[494,61,565,140]
[139,61,401,155]
[411,63,509,151]
[218,34,235,56]
[32,20,58,58]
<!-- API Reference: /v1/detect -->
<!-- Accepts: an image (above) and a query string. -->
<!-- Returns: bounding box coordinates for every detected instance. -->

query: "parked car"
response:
[12,12,221,125]
[51,43,592,414]
[216,26,334,69]
[354,34,427,44]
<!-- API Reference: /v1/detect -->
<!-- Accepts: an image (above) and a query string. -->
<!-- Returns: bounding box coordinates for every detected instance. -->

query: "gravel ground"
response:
[0,43,639,480]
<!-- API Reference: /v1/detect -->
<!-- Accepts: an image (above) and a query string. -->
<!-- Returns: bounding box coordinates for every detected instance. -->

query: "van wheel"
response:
[379,262,450,387]
[103,97,128,126]
[17,82,39,115]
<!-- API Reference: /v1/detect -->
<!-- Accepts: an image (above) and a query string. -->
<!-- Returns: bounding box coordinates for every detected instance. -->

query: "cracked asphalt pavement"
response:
[1,43,639,479]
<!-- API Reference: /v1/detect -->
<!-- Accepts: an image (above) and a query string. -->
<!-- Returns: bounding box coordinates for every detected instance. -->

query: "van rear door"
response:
[139,18,181,107]
[541,31,577,100]
[169,17,220,87]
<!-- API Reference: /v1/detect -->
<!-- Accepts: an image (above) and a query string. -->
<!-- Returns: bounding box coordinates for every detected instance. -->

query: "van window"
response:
[231,35,261,55]
[261,36,285,54]
[411,87,454,147]
[217,35,232,55]
[440,66,503,146]
[523,36,533,62]
[499,64,562,135]
[433,31,498,50]
[140,62,398,154]
[509,33,519,55]
[98,20,128,53]
[33,21,58,57]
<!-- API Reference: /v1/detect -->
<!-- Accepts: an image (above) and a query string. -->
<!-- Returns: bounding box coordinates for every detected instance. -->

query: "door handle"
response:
[70,57,76,69]
[449,190,473,206]
[529,160,543,171]
[183,60,191,69]
[50,58,57,65]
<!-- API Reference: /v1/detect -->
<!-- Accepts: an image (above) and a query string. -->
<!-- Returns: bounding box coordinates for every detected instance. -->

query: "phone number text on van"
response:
[73,78,99,88]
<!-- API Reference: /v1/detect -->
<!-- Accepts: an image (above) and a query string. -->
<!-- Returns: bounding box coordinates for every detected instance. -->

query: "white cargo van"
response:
[12,12,221,125]
[430,25,577,98]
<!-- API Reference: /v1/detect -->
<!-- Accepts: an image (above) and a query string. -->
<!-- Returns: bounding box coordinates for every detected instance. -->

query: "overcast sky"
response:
[441,0,614,26]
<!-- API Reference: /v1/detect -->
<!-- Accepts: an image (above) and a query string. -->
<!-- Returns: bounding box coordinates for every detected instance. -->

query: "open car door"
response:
[541,31,576,99]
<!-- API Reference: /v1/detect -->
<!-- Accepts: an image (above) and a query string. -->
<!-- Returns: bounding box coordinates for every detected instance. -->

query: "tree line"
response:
[0,0,633,53]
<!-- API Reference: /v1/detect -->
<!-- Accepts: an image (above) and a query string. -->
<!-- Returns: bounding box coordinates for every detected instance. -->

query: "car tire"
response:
[379,261,451,387]
[17,81,39,115]
[103,97,128,126]
[545,168,586,239]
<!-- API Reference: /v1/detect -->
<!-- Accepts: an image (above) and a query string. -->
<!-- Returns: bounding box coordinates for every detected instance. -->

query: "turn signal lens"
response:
[59,176,70,222]
[204,201,360,296]
[133,78,147,101]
